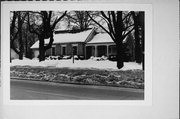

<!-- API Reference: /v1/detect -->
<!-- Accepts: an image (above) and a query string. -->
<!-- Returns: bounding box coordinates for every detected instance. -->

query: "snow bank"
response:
[11,58,142,71]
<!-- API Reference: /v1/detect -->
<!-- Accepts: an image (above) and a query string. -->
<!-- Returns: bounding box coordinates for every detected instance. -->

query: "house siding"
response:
[31,43,85,58]
[56,44,61,56]
[66,43,72,55]
[46,49,51,56]
[30,29,135,62]
[54,43,85,56]
[77,43,84,56]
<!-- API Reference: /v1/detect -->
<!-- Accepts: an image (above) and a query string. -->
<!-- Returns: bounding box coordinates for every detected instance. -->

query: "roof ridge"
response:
[54,28,93,34]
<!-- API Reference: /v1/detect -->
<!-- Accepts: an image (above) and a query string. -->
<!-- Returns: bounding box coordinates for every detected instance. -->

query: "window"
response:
[52,47,56,56]
[72,46,77,55]
[112,46,116,53]
[109,45,117,54]
[62,46,66,55]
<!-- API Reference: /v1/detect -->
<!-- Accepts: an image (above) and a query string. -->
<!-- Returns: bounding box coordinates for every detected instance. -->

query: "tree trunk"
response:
[139,12,145,70]
[116,11,124,69]
[132,12,142,64]
[19,47,23,60]
[116,43,124,69]
[44,32,54,51]
[19,27,23,60]
[18,12,24,60]
[134,24,142,63]
[39,36,45,62]
[25,28,28,58]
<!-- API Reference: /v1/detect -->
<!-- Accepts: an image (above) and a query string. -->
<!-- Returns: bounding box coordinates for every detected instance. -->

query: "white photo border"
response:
[1,1,152,106]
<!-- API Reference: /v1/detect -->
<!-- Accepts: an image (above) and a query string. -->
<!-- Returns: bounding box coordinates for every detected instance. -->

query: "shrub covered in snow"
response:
[89,56,108,61]
[63,55,72,59]
[11,66,144,89]
[46,56,63,60]
[72,55,79,60]
[108,55,117,61]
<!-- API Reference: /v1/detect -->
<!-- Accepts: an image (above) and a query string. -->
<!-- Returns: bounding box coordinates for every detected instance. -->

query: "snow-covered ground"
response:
[11,58,142,71]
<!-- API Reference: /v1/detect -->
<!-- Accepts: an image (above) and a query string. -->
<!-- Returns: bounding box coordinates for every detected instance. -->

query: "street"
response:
[11,79,144,100]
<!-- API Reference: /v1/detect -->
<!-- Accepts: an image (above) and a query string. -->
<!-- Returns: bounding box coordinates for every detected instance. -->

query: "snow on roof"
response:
[87,33,131,44]
[87,33,114,44]
[31,28,132,49]
[31,29,93,49]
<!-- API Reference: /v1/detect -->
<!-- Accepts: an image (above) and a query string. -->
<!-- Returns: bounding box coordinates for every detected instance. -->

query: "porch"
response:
[85,43,116,59]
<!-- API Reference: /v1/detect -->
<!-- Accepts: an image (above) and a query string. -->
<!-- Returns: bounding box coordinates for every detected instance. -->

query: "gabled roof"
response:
[87,33,114,44]
[31,28,133,49]
[31,28,94,49]
[87,33,133,44]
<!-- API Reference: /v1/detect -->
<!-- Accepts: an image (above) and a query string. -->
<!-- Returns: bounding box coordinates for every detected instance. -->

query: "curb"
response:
[11,77,144,89]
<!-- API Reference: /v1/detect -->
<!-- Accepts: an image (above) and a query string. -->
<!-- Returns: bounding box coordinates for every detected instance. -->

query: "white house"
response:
[31,28,135,60]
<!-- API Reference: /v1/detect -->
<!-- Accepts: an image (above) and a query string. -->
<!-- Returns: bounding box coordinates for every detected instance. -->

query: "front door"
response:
[86,46,93,59]
[73,46,77,55]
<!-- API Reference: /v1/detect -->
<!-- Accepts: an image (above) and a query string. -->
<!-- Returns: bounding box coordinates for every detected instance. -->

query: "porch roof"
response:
[87,33,131,45]
[87,33,114,44]
[31,29,93,49]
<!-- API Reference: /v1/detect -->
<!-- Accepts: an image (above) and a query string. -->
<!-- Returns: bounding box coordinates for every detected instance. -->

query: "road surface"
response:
[11,79,144,100]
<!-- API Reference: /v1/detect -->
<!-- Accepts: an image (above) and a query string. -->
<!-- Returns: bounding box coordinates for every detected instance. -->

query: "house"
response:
[85,33,116,59]
[31,28,96,59]
[31,28,135,61]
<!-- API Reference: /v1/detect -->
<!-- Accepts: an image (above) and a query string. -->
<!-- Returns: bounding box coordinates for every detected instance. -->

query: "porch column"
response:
[107,45,109,57]
[94,45,97,57]
[85,46,86,59]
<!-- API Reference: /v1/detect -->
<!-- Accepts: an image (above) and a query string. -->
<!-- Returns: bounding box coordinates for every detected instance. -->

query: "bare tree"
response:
[65,11,102,31]
[22,21,38,59]
[10,11,28,60]
[87,11,135,69]
[131,11,145,70]
[28,11,67,61]
[10,11,18,52]
[66,11,89,31]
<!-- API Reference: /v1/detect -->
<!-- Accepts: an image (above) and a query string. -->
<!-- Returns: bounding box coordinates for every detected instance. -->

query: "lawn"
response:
[11,58,142,70]
[10,66,144,89]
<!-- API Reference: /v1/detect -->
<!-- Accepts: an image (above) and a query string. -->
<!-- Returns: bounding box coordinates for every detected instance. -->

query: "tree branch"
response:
[87,11,116,43]
[44,33,54,50]
[10,31,20,55]
[11,43,20,55]
[107,12,116,37]
[66,13,79,22]
[86,12,110,34]
[122,12,131,21]
[124,24,134,31]
[100,11,110,21]
[111,11,117,27]
[51,11,67,29]
[107,22,116,41]
[27,12,40,36]
[122,26,135,39]
[48,11,52,23]
[10,11,17,35]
